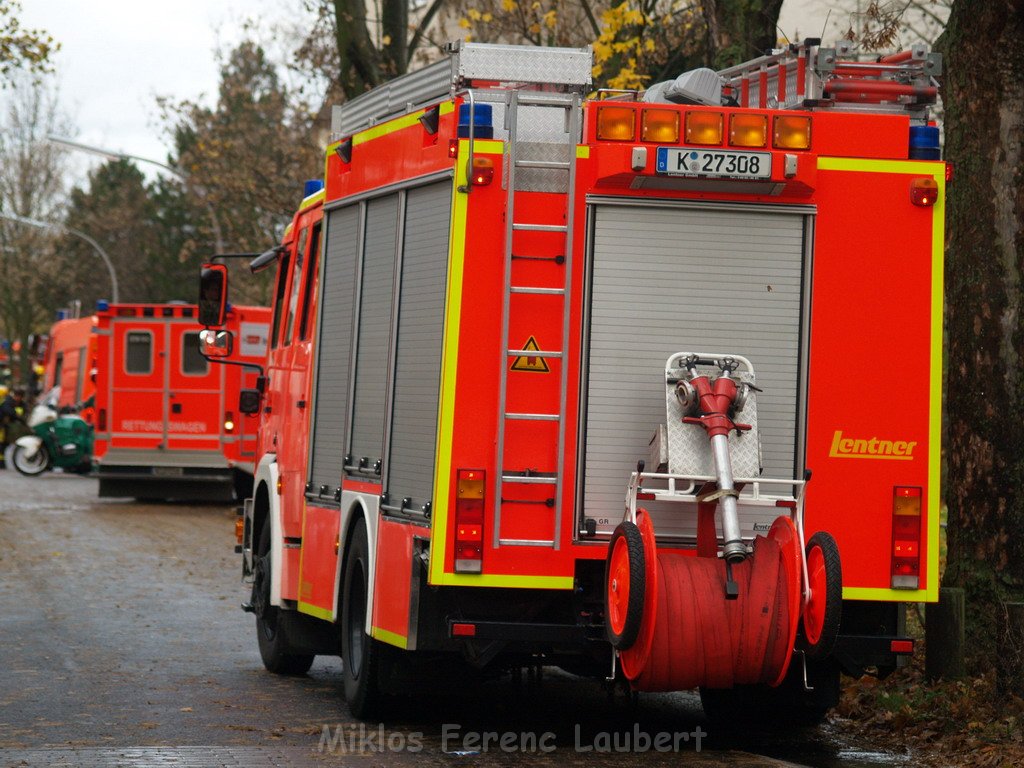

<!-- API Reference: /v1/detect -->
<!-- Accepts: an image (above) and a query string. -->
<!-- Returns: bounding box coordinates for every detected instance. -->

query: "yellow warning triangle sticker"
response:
[510,336,550,373]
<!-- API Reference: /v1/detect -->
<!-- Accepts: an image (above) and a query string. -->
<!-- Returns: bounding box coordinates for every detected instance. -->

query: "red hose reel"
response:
[605,353,842,692]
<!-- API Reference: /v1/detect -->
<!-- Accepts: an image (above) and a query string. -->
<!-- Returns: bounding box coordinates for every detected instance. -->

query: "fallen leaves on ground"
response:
[835,659,1024,768]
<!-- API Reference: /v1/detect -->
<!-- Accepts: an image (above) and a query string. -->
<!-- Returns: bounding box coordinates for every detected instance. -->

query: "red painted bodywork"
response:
[41,316,97,423]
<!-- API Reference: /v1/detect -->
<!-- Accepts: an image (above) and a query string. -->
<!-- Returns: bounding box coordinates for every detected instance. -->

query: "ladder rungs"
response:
[515,160,571,171]
[506,349,561,358]
[504,412,560,421]
[498,538,557,547]
[512,223,568,233]
[511,286,565,296]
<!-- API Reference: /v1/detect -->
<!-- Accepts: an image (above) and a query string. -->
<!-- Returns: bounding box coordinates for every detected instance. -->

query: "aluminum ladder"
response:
[493,90,581,550]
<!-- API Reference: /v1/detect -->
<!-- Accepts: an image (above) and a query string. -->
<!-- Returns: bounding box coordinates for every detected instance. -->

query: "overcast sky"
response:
[20,0,302,173]
[18,0,833,185]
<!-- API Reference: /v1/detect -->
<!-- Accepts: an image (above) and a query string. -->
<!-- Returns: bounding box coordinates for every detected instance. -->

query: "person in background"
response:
[0,386,28,468]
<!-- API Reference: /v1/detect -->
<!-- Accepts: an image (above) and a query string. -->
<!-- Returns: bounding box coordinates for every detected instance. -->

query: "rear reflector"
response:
[891,639,915,654]
[452,622,477,637]
[235,517,245,545]
[98,408,107,432]
[892,486,922,589]
[454,469,485,573]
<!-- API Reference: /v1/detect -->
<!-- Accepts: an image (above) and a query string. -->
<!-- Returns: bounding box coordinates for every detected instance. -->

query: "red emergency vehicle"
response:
[92,301,270,501]
[41,313,97,422]
[207,40,944,722]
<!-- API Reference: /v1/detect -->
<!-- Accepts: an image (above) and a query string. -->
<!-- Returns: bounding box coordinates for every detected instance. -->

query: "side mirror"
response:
[238,388,261,415]
[199,328,233,358]
[198,263,229,326]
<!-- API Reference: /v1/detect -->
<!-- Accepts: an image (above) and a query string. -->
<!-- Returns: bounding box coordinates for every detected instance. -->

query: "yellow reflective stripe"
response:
[429,166,468,586]
[816,157,943,176]
[576,145,590,159]
[927,170,945,607]
[844,585,938,602]
[297,600,334,621]
[325,102,456,151]
[372,627,409,649]
[434,573,575,590]
[460,138,504,155]
[819,156,944,606]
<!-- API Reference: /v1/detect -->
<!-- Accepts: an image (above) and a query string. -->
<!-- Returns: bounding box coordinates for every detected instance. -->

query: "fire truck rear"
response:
[41,312,97,423]
[208,40,944,722]
[92,301,269,501]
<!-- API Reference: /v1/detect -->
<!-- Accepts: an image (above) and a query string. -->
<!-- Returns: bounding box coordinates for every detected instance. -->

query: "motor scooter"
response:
[9,391,93,476]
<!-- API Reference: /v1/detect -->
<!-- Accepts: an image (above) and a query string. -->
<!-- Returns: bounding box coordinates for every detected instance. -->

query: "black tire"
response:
[11,442,49,476]
[341,517,388,720]
[700,658,841,728]
[252,517,314,675]
[604,521,646,650]
[803,531,842,659]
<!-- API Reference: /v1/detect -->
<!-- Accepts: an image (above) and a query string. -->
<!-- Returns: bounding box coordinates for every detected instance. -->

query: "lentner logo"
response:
[829,430,917,460]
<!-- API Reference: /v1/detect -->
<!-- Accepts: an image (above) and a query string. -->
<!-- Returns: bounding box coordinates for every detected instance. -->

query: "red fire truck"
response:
[41,313,98,423]
[205,40,944,722]
[92,301,270,501]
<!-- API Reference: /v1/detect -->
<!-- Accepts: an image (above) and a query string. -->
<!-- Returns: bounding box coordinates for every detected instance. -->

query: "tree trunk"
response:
[941,0,1024,667]
[701,0,785,69]
[333,0,383,97]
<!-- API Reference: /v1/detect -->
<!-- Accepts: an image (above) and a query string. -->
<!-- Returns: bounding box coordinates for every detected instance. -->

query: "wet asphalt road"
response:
[0,469,900,767]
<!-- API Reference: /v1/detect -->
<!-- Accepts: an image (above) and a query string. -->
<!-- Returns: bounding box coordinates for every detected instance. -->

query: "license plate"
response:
[656,147,771,179]
[152,466,184,477]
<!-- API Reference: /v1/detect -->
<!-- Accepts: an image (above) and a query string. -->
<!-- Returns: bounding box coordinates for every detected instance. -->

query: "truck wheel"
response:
[341,517,388,719]
[11,443,49,476]
[605,521,645,650]
[802,532,842,658]
[252,518,314,675]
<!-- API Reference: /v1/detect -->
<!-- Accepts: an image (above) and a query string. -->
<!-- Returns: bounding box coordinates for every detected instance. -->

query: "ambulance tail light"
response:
[891,486,922,589]
[596,106,636,141]
[98,409,107,432]
[910,178,938,207]
[454,469,485,573]
[224,412,235,433]
[471,157,494,186]
[773,115,811,150]
[642,109,680,143]
[685,111,723,145]
[729,114,768,148]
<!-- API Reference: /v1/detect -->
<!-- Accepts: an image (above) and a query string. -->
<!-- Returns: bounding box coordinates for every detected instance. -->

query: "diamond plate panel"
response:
[665,360,762,478]
[455,42,592,87]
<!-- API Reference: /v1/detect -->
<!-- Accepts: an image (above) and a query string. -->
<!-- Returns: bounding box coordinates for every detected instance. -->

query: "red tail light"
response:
[891,486,922,589]
[98,408,107,431]
[454,469,485,573]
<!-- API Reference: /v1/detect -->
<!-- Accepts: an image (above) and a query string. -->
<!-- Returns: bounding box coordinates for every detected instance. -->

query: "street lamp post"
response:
[48,134,226,255]
[0,211,120,302]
